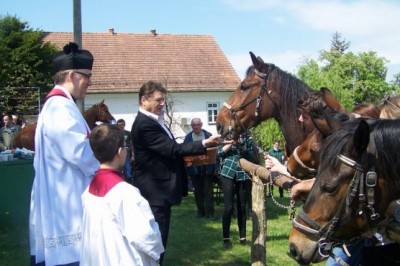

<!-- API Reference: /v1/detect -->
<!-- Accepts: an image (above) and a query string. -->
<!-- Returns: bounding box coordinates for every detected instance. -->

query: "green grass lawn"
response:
[0,192,325,266]
[165,191,324,266]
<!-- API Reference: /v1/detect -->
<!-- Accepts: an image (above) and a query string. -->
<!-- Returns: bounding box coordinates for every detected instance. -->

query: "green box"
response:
[0,159,34,226]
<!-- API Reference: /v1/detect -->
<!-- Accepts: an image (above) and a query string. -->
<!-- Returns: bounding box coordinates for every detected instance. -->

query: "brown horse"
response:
[287,88,347,179]
[288,118,400,264]
[216,52,313,155]
[14,100,115,151]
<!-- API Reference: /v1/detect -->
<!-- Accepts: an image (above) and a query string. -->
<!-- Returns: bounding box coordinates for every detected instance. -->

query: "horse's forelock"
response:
[319,120,364,171]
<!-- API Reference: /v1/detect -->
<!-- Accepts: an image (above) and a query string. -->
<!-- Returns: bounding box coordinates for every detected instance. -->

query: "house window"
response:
[207,102,220,124]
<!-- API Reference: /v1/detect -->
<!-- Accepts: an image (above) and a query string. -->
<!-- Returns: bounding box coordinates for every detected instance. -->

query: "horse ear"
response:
[312,116,332,137]
[249,51,265,70]
[353,120,370,153]
[101,99,105,104]
[321,87,346,112]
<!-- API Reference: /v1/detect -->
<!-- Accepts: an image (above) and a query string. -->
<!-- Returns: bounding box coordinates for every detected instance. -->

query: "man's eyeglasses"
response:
[191,124,202,126]
[74,71,92,79]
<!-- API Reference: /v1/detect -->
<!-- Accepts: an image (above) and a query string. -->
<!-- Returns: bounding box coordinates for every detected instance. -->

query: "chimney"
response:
[150,29,158,36]
[108,28,115,35]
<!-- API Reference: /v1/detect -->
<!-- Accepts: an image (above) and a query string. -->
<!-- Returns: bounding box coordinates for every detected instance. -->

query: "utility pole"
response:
[73,0,84,113]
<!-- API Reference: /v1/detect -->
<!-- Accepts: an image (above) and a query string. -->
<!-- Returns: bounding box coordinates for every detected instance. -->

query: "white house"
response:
[42,29,241,139]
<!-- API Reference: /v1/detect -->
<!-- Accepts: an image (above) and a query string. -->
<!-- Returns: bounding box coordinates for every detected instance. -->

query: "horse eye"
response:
[322,183,336,193]
[240,83,249,91]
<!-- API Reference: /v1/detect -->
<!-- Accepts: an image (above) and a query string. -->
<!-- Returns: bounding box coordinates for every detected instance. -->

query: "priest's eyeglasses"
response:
[74,71,92,79]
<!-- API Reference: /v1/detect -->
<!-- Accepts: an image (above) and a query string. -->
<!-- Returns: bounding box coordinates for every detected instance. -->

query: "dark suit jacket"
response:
[131,112,207,206]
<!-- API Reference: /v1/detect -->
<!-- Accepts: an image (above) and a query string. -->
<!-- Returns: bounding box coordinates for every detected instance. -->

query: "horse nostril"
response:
[289,243,299,258]
[216,123,222,133]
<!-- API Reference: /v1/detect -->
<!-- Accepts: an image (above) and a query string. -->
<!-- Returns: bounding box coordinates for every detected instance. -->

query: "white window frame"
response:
[207,102,220,125]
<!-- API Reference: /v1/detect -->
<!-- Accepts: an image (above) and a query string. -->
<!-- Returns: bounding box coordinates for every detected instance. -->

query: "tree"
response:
[250,120,283,152]
[0,14,58,115]
[297,32,394,108]
[330,31,350,54]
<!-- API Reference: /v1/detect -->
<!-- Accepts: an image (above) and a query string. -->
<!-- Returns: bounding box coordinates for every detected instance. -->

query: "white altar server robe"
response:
[80,179,164,266]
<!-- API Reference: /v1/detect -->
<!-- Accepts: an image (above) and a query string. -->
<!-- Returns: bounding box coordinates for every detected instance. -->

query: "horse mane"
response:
[269,64,313,123]
[374,119,400,192]
[246,63,312,123]
[320,118,400,192]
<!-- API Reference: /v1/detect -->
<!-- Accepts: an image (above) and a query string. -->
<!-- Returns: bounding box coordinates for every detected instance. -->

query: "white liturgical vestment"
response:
[80,169,164,266]
[29,85,99,265]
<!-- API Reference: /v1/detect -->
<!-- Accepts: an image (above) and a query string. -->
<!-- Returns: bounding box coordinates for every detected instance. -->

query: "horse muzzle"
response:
[289,240,324,265]
[216,122,237,141]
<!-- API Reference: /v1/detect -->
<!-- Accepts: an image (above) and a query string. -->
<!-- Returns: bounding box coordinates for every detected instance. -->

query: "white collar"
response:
[54,85,74,101]
[139,107,160,121]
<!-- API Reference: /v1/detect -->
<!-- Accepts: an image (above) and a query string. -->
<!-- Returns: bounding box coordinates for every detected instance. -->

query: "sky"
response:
[3,0,400,82]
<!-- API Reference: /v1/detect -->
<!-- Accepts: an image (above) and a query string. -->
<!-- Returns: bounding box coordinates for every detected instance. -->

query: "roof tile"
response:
[42,31,240,94]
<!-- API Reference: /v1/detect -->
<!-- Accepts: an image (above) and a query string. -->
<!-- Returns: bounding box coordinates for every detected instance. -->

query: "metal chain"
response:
[267,173,297,220]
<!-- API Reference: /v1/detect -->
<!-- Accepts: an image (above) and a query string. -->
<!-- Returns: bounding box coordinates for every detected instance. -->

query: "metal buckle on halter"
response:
[365,171,377,188]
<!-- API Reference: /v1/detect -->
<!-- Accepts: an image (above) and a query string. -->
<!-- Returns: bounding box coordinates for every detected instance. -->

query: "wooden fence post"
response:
[251,174,266,266]
[238,158,298,266]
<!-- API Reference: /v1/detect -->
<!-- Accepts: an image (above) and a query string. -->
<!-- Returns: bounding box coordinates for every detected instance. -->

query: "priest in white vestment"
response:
[29,42,99,266]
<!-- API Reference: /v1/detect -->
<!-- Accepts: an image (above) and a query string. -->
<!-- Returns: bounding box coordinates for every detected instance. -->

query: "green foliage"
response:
[250,120,283,151]
[297,32,396,108]
[0,14,58,115]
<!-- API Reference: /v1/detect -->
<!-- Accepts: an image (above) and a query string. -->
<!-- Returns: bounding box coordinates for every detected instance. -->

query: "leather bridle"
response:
[292,137,379,260]
[222,66,276,139]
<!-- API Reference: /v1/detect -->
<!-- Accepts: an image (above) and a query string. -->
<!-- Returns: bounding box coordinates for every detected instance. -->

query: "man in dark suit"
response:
[131,81,228,265]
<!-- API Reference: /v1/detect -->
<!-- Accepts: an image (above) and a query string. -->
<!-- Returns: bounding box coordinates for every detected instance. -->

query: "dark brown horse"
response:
[288,118,400,264]
[216,51,313,155]
[287,88,347,179]
[14,100,115,151]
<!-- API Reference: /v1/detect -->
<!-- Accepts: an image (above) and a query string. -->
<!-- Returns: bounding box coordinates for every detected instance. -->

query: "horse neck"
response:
[268,72,312,155]
[83,107,98,130]
[278,120,304,156]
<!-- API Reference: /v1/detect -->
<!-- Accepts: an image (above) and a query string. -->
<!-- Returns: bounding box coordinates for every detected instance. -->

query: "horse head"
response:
[216,52,276,141]
[288,119,400,264]
[84,100,116,129]
[216,51,312,154]
[287,88,347,179]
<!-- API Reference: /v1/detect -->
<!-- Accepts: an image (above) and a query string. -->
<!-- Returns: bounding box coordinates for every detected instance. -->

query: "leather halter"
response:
[222,66,275,137]
[291,146,317,176]
[292,135,379,259]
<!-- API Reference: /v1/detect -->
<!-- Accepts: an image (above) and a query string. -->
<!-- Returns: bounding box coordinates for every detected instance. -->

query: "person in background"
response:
[184,117,218,220]
[29,42,99,266]
[268,139,285,198]
[217,134,257,250]
[351,102,380,119]
[131,80,227,265]
[80,124,164,265]
[117,118,134,183]
[0,114,21,151]
[12,114,24,127]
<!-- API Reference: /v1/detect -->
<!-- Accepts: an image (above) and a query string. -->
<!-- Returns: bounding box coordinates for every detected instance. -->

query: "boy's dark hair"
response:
[90,124,124,163]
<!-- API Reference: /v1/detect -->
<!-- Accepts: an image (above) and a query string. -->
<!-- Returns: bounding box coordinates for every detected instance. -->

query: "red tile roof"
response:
[42,30,240,94]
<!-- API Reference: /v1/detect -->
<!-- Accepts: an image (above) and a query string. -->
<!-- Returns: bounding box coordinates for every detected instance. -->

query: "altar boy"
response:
[80,124,164,265]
